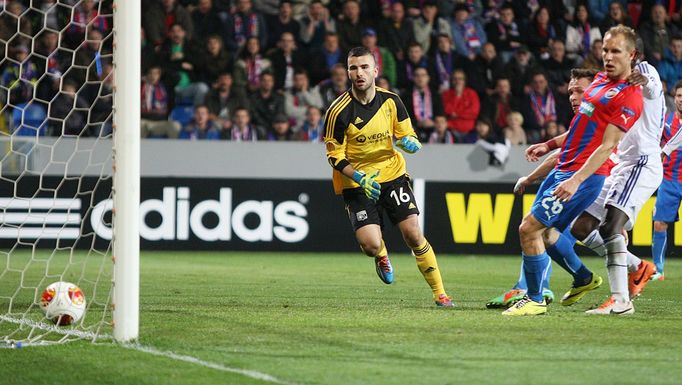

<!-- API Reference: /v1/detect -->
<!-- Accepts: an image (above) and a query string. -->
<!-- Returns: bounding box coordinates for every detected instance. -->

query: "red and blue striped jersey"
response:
[662,112,682,182]
[557,72,643,175]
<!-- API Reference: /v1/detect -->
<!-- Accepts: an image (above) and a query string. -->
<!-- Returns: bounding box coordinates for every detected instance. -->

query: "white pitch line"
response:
[122,343,303,385]
[1,315,301,385]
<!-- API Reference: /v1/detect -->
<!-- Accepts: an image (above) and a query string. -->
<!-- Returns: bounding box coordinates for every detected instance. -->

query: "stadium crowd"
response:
[1,0,681,144]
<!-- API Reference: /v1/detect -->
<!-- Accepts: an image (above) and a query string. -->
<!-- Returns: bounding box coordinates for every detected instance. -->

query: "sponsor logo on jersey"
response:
[356,210,368,221]
[354,117,364,125]
[604,87,620,99]
[579,101,595,117]
[356,135,367,143]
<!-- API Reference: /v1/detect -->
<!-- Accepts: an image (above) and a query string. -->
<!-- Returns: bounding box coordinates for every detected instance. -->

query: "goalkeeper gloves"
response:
[352,170,381,202]
[396,136,422,154]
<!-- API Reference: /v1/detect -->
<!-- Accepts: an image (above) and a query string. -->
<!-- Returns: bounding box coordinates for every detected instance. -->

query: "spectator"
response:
[581,39,604,72]
[482,77,519,132]
[468,42,504,98]
[565,4,602,64]
[284,69,323,130]
[179,105,221,140]
[1,45,39,105]
[450,3,487,61]
[38,0,69,32]
[526,6,563,61]
[361,28,397,87]
[141,27,159,76]
[413,0,452,55]
[204,73,250,135]
[503,111,527,145]
[659,35,682,97]
[140,66,181,138]
[521,71,562,143]
[267,113,296,141]
[475,117,511,166]
[587,0,612,24]
[299,0,336,51]
[300,106,324,142]
[229,107,258,141]
[196,35,232,86]
[190,0,223,46]
[397,42,429,90]
[250,72,285,136]
[403,67,444,141]
[143,0,193,48]
[542,40,575,95]
[441,69,480,143]
[639,4,679,66]
[309,32,344,86]
[65,0,111,49]
[266,0,301,51]
[89,63,114,137]
[225,0,268,54]
[502,45,539,97]
[510,0,541,23]
[71,29,110,86]
[429,34,468,93]
[233,37,272,94]
[35,31,66,102]
[376,76,399,94]
[599,1,632,35]
[428,115,455,144]
[269,32,304,91]
[159,24,209,107]
[319,63,349,109]
[49,81,88,136]
[336,0,367,52]
[539,120,562,142]
[485,3,525,64]
[377,1,415,62]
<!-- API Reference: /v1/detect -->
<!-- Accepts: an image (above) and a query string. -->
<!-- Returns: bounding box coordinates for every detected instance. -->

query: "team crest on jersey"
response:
[604,88,620,99]
[356,210,368,221]
[579,101,595,117]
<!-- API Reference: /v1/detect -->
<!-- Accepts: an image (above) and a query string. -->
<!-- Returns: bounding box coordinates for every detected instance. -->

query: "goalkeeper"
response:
[323,47,453,307]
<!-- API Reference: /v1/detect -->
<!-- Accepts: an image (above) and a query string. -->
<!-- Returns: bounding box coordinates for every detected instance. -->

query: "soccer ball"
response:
[40,281,86,326]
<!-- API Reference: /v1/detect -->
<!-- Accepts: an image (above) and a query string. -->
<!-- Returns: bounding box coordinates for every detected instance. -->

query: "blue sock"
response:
[542,263,552,291]
[546,232,592,285]
[512,261,528,290]
[522,252,551,302]
[652,230,667,272]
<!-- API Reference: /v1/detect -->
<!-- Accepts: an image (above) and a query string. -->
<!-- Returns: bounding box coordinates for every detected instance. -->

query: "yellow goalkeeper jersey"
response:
[323,87,417,194]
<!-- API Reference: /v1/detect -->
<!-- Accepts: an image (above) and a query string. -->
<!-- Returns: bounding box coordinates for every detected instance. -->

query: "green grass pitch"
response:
[1,251,681,385]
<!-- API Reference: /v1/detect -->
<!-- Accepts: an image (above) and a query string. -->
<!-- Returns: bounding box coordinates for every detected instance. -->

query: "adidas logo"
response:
[408,203,416,209]
[354,117,364,125]
[424,267,436,273]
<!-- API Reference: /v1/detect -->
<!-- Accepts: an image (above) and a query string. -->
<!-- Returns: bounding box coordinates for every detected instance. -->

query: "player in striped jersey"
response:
[503,26,643,316]
[323,47,453,307]
[652,80,682,281]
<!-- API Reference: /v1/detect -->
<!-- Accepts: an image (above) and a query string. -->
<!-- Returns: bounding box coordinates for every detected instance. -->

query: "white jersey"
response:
[617,61,666,160]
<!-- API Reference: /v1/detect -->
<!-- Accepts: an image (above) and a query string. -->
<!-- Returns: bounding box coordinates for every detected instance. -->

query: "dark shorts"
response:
[342,175,420,231]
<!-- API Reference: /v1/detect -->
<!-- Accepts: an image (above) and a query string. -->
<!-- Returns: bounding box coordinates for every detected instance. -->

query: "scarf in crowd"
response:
[405,58,427,83]
[435,51,452,89]
[246,55,264,87]
[232,125,257,141]
[234,13,259,48]
[70,8,108,34]
[412,87,433,121]
[460,20,482,55]
[529,90,556,127]
[497,21,519,43]
[141,82,168,115]
[580,22,591,57]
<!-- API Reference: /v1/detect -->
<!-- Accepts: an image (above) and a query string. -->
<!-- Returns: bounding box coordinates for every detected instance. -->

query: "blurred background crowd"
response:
[1,0,681,145]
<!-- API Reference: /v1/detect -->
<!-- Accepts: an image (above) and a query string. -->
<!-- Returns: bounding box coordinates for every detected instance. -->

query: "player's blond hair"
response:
[604,25,637,51]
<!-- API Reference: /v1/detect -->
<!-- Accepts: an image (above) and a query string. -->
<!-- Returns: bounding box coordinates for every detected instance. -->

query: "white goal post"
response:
[112,0,140,343]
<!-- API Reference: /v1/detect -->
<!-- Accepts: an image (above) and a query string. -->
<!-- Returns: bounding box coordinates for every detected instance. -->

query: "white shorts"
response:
[584,155,663,230]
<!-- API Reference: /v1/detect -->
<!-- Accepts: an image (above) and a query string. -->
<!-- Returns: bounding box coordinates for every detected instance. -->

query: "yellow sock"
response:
[412,239,446,297]
[376,240,388,257]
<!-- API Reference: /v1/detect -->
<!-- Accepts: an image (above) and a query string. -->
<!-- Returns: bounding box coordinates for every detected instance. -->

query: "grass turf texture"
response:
[1,252,681,385]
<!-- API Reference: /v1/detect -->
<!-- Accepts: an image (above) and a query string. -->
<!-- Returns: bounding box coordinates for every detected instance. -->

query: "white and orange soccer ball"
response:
[40,282,86,326]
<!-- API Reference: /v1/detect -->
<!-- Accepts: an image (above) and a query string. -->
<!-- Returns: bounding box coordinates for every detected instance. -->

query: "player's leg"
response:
[651,179,682,280]
[343,189,393,284]
[384,176,452,306]
[397,215,451,306]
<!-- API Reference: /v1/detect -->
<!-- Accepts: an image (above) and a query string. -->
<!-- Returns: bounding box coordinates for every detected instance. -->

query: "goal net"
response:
[0,0,138,346]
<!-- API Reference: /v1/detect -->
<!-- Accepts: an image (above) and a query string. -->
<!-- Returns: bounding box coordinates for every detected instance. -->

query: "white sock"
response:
[626,251,641,273]
[582,229,606,257]
[605,234,630,302]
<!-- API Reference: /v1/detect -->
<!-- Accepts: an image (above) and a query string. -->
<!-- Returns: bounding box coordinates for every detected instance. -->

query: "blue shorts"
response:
[653,179,682,222]
[531,169,606,231]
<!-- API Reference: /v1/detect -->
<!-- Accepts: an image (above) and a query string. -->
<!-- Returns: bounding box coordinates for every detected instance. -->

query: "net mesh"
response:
[0,0,115,346]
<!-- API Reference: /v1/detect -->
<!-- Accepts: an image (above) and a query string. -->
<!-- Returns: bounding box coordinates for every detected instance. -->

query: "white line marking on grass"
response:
[123,343,303,385]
